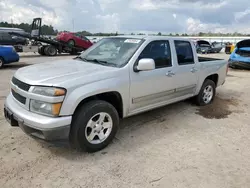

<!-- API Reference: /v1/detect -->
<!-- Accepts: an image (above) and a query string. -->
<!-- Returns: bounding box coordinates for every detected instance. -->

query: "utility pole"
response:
[72,19,74,32]
[11,18,13,28]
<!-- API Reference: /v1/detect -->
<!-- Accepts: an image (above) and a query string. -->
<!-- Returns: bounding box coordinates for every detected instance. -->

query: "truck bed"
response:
[198,56,222,62]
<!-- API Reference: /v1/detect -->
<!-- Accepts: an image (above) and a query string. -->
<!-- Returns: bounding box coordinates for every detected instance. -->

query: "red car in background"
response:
[56,32,93,50]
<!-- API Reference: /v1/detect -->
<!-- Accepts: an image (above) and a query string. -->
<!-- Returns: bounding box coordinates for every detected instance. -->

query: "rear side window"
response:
[139,40,172,68]
[174,40,194,65]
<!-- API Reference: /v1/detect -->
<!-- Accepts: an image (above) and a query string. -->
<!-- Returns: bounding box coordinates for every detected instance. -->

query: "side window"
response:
[139,40,171,68]
[174,40,194,65]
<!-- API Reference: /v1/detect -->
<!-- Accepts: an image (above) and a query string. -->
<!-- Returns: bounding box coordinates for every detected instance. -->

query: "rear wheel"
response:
[70,100,119,152]
[195,79,216,106]
[0,57,4,69]
[45,45,57,56]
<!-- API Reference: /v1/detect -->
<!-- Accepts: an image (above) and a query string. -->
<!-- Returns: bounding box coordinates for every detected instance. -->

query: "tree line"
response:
[1,21,250,37]
[0,22,58,35]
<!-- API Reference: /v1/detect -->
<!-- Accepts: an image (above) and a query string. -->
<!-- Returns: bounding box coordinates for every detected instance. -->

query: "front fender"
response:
[59,77,130,116]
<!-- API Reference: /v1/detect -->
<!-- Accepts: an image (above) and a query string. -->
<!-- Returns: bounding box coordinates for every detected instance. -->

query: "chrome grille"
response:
[12,77,31,91]
[11,89,26,104]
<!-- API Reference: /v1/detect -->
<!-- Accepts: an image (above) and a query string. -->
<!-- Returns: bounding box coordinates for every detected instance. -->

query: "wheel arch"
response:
[0,56,5,61]
[204,74,219,87]
[72,91,124,119]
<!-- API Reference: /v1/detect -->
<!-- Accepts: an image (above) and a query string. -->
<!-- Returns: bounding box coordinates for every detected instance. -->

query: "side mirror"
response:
[135,58,155,72]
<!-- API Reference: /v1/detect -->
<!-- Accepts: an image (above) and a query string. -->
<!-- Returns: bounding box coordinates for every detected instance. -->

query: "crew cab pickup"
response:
[4,36,228,152]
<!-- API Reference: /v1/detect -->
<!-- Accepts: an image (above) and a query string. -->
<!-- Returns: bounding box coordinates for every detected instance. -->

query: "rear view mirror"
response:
[135,58,155,72]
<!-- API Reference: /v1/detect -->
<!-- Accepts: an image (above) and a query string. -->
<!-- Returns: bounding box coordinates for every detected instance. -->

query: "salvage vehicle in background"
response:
[9,18,91,56]
[196,40,211,53]
[0,28,28,46]
[56,32,93,50]
[229,39,250,69]
[0,45,19,68]
[196,40,222,54]
[4,36,228,152]
[210,42,223,53]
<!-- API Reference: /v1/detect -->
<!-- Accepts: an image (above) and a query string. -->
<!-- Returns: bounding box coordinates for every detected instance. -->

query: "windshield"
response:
[79,37,144,67]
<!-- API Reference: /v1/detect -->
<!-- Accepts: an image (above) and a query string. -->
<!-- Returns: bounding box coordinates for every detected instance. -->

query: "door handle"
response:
[190,67,198,73]
[166,71,175,77]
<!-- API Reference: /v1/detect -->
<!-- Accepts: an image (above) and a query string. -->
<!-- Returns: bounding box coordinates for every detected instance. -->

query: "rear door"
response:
[173,40,198,97]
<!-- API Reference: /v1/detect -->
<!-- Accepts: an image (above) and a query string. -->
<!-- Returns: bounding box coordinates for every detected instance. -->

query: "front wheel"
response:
[70,100,119,152]
[195,79,216,106]
[68,39,75,47]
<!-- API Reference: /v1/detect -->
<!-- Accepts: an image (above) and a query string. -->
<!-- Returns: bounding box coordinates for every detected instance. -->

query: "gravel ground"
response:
[1,53,250,188]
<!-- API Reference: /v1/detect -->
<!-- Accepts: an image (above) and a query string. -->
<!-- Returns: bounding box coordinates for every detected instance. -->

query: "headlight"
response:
[30,100,62,116]
[31,86,66,96]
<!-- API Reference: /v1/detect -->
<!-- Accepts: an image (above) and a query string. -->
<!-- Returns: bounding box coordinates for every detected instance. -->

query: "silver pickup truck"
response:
[4,36,228,152]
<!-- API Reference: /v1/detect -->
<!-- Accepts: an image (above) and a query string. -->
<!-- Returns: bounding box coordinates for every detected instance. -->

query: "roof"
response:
[0,27,24,31]
[109,35,191,41]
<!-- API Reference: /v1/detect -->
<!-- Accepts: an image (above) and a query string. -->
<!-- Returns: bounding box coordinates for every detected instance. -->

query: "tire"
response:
[38,46,46,56]
[46,45,57,56]
[0,57,4,69]
[195,79,216,106]
[68,39,75,47]
[43,46,49,56]
[69,100,119,152]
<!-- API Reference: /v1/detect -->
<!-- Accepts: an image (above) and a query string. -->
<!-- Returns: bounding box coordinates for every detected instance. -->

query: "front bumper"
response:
[4,95,72,141]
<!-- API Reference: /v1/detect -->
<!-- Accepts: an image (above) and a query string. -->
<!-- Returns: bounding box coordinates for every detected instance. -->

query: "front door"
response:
[173,40,198,97]
[129,40,177,114]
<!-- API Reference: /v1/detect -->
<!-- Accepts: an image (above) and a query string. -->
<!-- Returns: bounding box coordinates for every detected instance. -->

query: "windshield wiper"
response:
[75,57,117,67]
[86,58,117,67]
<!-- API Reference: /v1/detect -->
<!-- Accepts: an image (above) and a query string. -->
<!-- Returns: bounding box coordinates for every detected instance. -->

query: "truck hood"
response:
[14,59,119,86]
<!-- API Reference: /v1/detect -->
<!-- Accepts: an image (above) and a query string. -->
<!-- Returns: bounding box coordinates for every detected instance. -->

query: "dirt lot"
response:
[1,53,250,188]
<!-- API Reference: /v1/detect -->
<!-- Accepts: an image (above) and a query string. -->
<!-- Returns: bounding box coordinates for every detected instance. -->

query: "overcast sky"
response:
[1,0,250,34]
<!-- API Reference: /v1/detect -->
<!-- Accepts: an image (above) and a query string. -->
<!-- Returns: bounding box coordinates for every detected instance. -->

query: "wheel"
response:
[43,46,49,56]
[195,79,216,106]
[38,46,46,55]
[70,100,119,152]
[46,45,57,56]
[68,39,75,47]
[0,57,4,69]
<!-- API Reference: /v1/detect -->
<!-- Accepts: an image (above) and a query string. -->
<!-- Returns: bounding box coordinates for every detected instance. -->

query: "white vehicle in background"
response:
[4,36,228,152]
